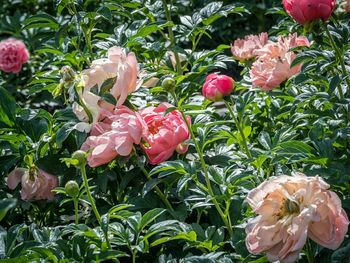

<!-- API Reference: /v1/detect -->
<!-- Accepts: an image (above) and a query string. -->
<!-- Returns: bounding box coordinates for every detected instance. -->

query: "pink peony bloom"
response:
[245,173,349,263]
[283,0,336,25]
[0,38,29,73]
[202,74,235,102]
[7,167,58,201]
[81,106,147,167]
[250,34,309,91]
[139,103,191,165]
[74,46,142,123]
[231,33,269,61]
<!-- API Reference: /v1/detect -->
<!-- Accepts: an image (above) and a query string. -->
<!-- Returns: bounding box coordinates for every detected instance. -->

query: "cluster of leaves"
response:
[0,0,350,262]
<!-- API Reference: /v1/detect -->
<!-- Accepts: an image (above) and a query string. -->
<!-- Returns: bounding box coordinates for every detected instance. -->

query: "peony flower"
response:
[250,34,309,91]
[245,173,349,263]
[81,106,147,167]
[231,33,269,61]
[73,46,142,123]
[7,167,58,200]
[346,0,350,13]
[0,38,29,73]
[202,74,235,102]
[139,103,191,165]
[283,0,336,25]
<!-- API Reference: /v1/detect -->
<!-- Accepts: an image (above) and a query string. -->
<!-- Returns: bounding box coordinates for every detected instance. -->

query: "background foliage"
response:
[0,0,349,262]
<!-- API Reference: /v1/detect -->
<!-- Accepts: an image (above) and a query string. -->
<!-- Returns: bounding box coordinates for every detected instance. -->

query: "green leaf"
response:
[140,208,166,231]
[0,87,16,127]
[23,14,59,30]
[151,231,197,247]
[0,199,17,221]
[101,93,117,106]
[331,242,350,263]
[109,204,134,215]
[258,131,272,150]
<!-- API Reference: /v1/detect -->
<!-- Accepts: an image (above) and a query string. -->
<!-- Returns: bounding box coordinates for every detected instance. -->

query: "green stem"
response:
[305,240,315,263]
[83,25,94,61]
[70,3,90,67]
[74,85,93,123]
[179,109,233,236]
[73,198,79,224]
[139,165,174,212]
[81,165,101,223]
[161,0,183,75]
[182,31,204,70]
[169,90,233,235]
[324,23,349,99]
[80,164,114,251]
[224,99,252,158]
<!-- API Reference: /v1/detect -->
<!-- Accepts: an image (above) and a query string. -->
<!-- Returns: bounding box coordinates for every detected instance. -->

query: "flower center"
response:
[148,119,164,134]
[283,198,299,215]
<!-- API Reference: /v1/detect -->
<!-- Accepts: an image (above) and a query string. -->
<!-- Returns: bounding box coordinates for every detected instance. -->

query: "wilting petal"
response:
[7,168,27,189]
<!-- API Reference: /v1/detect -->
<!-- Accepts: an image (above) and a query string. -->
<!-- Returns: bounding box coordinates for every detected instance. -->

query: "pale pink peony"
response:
[250,34,309,91]
[139,103,191,165]
[7,167,58,200]
[283,0,335,25]
[81,106,147,167]
[74,46,142,123]
[0,38,29,73]
[245,173,349,263]
[231,33,269,61]
[202,74,235,102]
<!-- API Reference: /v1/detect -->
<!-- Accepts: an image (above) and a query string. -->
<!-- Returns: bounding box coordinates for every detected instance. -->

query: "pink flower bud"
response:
[283,0,336,25]
[0,38,29,73]
[202,74,235,102]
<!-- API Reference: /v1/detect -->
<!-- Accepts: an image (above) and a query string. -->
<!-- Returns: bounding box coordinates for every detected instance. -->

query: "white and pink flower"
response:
[245,173,349,263]
[74,46,142,123]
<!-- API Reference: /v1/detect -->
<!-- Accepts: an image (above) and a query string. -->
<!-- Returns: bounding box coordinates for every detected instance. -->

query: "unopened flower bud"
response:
[202,74,235,102]
[161,77,176,91]
[72,150,86,166]
[65,180,79,198]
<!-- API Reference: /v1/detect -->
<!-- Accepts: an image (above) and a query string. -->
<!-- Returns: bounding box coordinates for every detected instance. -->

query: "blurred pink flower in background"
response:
[250,34,309,91]
[283,0,335,25]
[346,0,350,13]
[231,33,269,61]
[7,167,58,200]
[81,106,147,167]
[245,173,349,263]
[202,73,235,101]
[139,103,191,165]
[0,38,29,73]
[73,46,142,123]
